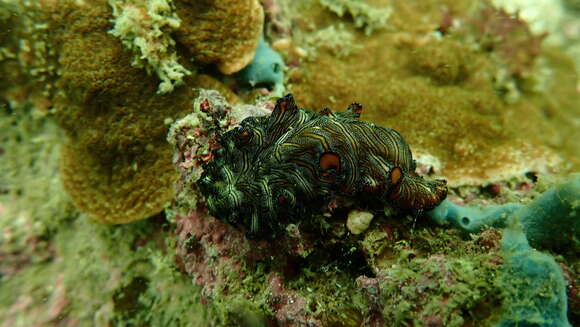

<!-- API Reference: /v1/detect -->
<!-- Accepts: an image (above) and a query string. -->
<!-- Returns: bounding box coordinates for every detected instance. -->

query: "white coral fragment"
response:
[108,0,191,94]
[319,0,392,35]
[346,209,374,235]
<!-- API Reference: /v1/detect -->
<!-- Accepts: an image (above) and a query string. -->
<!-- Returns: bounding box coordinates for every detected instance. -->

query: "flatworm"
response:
[198,94,447,237]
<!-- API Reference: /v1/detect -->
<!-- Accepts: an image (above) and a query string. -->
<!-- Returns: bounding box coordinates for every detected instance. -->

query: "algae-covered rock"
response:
[0,103,207,326]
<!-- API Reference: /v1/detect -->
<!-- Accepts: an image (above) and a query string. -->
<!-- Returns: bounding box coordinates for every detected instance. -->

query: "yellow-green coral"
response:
[4,0,254,224]
[27,0,231,224]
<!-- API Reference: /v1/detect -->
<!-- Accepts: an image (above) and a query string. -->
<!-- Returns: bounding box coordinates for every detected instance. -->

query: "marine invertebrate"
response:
[198,94,448,237]
[237,36,286,95]
[428,174,580,250]
[167,88,272,210]
[498,224,571,327]
[173,0,264,74]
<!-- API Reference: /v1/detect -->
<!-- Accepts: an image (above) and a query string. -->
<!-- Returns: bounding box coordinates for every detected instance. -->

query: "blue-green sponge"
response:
[237,37,285,95]
[428,174,580,249]
[426,175,579,326]
[497,226,571,327]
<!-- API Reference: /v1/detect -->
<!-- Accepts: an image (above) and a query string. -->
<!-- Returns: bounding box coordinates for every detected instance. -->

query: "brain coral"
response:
[173,0,264,74]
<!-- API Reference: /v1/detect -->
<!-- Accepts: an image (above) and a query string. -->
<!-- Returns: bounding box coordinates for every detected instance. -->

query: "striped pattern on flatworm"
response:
[199,94,447,237]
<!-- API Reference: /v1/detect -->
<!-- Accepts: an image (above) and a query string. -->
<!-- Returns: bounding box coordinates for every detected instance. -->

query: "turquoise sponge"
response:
[428,200,522,233]
[497,226,571,327]
[511,176,580,249]
[428,175,580,249]
[426,176,579,326]
[237,37,285,95]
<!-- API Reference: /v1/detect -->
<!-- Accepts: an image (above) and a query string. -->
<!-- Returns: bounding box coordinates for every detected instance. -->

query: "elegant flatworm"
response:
[198,94,447,237]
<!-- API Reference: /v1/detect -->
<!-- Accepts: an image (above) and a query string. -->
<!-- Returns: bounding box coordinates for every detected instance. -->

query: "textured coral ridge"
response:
[198,94,447,237]
[173,0,264,74]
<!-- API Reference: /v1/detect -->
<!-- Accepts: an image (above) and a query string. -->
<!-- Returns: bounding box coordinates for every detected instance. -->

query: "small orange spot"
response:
[319,152,341,171]
[240,130,250,137]
[390,167,403,186]
[278,101,287,113]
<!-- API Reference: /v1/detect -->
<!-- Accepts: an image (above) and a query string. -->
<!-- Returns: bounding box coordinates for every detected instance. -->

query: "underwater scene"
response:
[0,0,579,326]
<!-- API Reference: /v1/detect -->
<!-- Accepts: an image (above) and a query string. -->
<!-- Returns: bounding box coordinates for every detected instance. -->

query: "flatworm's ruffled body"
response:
[199,94,447,237]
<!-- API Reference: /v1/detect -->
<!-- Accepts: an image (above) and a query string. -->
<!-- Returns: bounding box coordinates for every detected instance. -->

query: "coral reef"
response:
[198,93,447,237]
[1,0,579,326]
[282,0,579,185]
[173,0,264,74]
[166,90,578,326]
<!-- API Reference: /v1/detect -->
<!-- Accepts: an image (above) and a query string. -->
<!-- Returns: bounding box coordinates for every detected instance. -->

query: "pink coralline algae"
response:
[167,89,272,207]
[174,207,323,326]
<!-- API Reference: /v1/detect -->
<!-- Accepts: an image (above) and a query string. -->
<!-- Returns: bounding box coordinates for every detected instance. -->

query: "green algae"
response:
[0,216,208,326]
[0,105,206,326]
[0,104,74,256]
[378,254,502,326]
